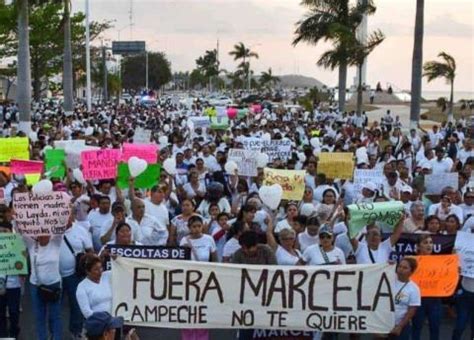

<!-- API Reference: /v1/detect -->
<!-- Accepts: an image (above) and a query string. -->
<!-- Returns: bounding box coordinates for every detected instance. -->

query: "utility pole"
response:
[85,0,92,111]
[102,44,108,104]
[145,51,148,90]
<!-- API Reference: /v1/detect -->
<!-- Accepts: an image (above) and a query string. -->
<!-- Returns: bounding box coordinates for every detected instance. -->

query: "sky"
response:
[72,0,474,92]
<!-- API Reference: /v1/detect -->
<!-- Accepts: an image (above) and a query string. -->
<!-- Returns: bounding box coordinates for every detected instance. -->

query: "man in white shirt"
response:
[87,196,113,252]
[127,199,168,245]
[141,184,170,230]
[350,216,404,264]
[429,147,453,174]
[427,125,443,147]
[458,139,474,166]
[428,187,464,223]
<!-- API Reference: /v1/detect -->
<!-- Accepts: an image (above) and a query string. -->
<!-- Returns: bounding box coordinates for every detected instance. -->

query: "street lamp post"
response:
[85,0,92,111]
[145,50,148,90]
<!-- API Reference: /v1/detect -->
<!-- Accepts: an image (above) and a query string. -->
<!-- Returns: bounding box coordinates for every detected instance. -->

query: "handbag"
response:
[33,242,62,303]
[64,235,86,277]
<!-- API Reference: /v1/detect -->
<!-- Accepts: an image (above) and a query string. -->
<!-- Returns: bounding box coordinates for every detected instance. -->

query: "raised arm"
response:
[390,214,406,246]
[265,215,278,252]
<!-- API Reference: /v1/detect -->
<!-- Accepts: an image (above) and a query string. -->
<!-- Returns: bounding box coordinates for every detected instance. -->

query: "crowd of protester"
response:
[0,98,473,340]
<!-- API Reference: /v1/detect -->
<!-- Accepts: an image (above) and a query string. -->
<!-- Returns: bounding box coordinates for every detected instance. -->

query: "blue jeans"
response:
[30,283,63,340]
[62,274,83,336]
[452,287,474,340]
[411,297,442,340]
[0,287,21,338]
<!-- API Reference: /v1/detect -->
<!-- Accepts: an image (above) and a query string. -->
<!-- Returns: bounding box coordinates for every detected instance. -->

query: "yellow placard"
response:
[0,137,29,162]
[263,168,305,201]
[25,173,41,185]
[317,152,354,179]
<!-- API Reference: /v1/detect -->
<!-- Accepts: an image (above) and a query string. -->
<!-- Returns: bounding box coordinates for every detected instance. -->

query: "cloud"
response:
[425,14,474,38]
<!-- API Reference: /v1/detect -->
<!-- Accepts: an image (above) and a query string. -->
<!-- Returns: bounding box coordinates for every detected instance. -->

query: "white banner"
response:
[353,169,384,193]
[242,138,292,161]
[454,231,474,278]
[112,258,396,333]
[228,149,258,177]
[133,128,152,144]
[189,117,211,129]
[425,173,458,195]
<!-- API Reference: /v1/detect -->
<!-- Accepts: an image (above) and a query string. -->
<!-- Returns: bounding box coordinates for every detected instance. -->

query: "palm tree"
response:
[16,0,32,133]
[409,0,424,128]
[259,68,280,89]
[349,30,385,114]
[196,49,219,91]
[293,0,376,113]
[62,0,74,115]
[229,42,259,89]
[423,52,456,122]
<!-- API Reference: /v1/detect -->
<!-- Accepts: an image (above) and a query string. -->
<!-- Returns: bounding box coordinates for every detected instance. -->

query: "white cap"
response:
[421,162,432,170]
[363,182,378,192]
[401,185,413,194]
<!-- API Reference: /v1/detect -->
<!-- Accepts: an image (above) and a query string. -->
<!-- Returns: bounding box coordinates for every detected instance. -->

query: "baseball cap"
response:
[362,182,377,192]
[85,312,123,337]
[401,185,413,194]
[318,224,333,236]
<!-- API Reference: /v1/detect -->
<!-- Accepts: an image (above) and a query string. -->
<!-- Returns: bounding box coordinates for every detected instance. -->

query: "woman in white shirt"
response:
[179,215,217,340]
[390,257,421,339]
[170,199,200,246]
[297,216,320,252]
[76,254,112,319]
[275,202,299,233]
[182,171,205,201]
[266,217,301,265]
[299,225,346,265]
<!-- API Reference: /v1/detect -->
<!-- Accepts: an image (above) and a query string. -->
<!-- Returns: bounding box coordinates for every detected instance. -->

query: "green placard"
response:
[45,149,66,178]
[210,117,229,130]
[116,162,161,189]
[0,233,28,275]
[347,201,405,237]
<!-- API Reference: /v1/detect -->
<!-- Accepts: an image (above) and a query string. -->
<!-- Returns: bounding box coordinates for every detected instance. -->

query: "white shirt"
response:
[76,271,112,319]
[183,182,206,199]
[428,202,463,223]
[180,234,216,262]
[126,214,168,246]
[24,235,63,285]
[298,230,319,252]
[144,199,170,227]
[276,246,301,266]
[197,198,231,219]
[429,158,453,174]
[223,238,241,259]
[302,245,346,265]
[87,210,113,235]
[275,219,292,233]
[392,279,421,325]
[60,224,93,277]
[355,238,393,264]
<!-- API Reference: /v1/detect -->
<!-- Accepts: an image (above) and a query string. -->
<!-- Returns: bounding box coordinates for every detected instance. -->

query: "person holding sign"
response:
[410,235,442,340]
[266,216,302,265]
[350,216,404,265]
[390,257,421,339]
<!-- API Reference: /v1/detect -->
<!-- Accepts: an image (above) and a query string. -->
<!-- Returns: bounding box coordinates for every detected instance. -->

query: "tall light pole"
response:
[248,43,261,91]
[145,51,148,90]
[85,0,92,111]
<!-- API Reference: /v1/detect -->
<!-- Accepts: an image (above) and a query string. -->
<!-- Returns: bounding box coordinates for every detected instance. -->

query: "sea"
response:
[422,91,473,102]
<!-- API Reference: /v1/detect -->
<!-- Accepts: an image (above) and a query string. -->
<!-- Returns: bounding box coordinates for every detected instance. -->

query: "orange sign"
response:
[0,166,10,175]
[411,254,459,297]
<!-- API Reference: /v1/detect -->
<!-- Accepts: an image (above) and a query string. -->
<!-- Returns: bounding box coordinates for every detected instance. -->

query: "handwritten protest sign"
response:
[0,233,28,275]
[104,244,190,270]
[242,138,292,161]
[263,168,305,200]
[116,163,161,189]
[66,145,100,169]
[13,192,71,236]
[386,233,455,262]
[318,153,354,180]
[348,201,404,237]
[81,149,121,180]
[411,255,459,297]
[121,143,158,164]
[454,231,474,278]
[425,173,459,195]
[228,149,258,177]
[11,159,43,175]
[133,128,152,144]
[112,258,396,333]
[54,139,86,150]
[45,149,66,178]
[0,137,29,162]
[353,169,384,193]
[210,117,229,130]
[189,117,211,129]
[25,174,41,185]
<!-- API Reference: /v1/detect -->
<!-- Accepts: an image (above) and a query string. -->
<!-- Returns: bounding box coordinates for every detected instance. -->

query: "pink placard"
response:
[10,159,44,174]
[121,143,158,164]
[81,149,121,180]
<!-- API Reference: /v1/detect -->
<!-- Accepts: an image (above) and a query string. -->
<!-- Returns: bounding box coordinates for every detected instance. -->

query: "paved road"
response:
[13,282,471,340]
